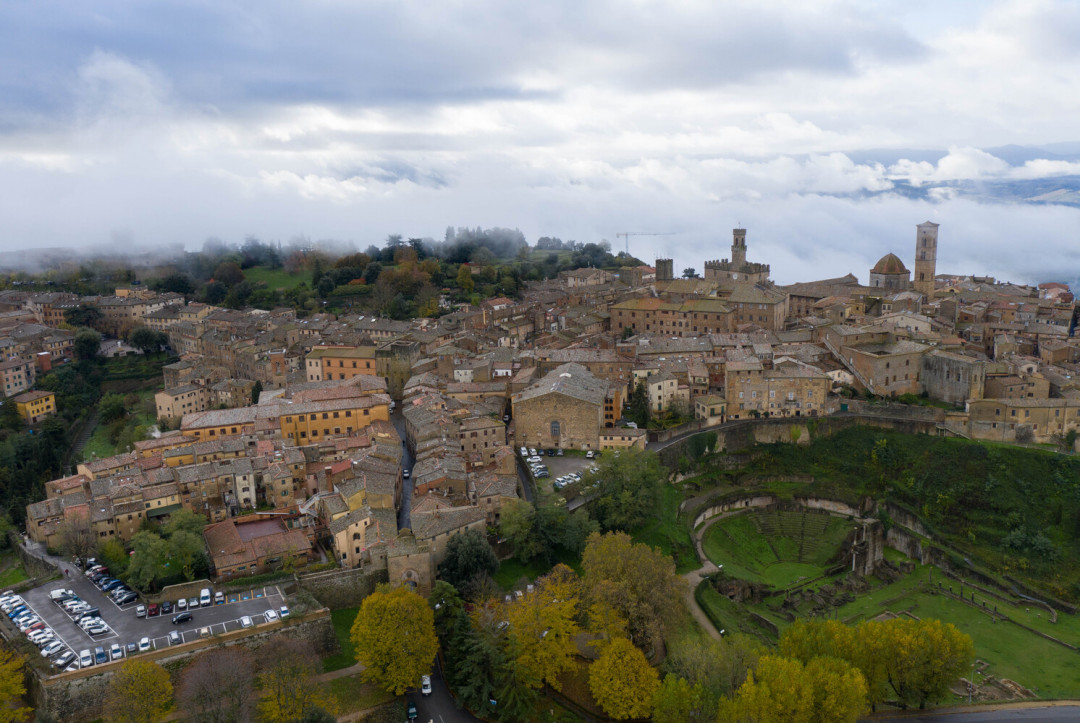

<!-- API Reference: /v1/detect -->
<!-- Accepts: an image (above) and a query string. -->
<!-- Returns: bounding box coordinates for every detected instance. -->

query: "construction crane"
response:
[615,231,676,256]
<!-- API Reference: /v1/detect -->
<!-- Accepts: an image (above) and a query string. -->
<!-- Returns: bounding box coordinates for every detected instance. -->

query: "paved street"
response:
[410,663,482,723]
[875,706,1080,721]
[391,407,414,529]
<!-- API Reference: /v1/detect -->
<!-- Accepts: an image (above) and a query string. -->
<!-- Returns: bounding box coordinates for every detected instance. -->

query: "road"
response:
[874,707,1080,721]
[390,407,415,530]
[409,662,482,723]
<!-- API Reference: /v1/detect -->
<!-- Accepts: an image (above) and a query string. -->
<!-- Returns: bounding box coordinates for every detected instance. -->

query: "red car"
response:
[147,603,160,617]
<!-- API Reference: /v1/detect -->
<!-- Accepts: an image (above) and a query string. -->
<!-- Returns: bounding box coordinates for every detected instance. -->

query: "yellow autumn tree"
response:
[779,619,856,663]
[805,657,868,723]
[588,638,659,720]
[651,674,708,723]
[103,660,173,723]
[718,655,814,723]
[503,564,580,690]
[0,649,30,723]
[351,585,439,695]
[879,618,974,709]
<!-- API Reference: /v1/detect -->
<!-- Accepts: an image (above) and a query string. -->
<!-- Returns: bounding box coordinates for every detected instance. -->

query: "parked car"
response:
[94,647,107,665]
[264,609,279,623]
[48,589,73,601]
[187,597,199,610]
[240,616,253,629]
[585,450,595,459]
[556,448,564,456]
[172,611,192,625]
[78,650,93,668]
[126,641,137,655]
[87,623,109,636]
[529,448,537,456]
[41,641,64,658]
[199,588,212,607]
[135,605,146,618]
[279,606,290,618]
[52,651,75,668]
[110,643,123,661]
[421,675,432,696]
[214,592,224,605]
[168,631,182,646]
[147,603,159,617]
[160,600,173,614]
[176,598,187,611]
[519,447,528,456]
[115,592,138,605]
[527,455,543,463]
[403,469,411,479]
[138,637,151,652]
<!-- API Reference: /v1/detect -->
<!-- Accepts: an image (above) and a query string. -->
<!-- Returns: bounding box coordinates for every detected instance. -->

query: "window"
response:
[550,420,560,437]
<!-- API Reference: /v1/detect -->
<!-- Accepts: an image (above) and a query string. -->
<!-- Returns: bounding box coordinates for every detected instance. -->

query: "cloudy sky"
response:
[2,0,1080,284]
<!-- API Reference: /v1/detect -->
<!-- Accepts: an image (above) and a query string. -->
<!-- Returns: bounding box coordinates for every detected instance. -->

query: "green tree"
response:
[127,531,171,590]
[352,586,439,695]
[250,380,263,405]
[498,498,542,562]
[74,328,101,361]
[437,529,498,598]
[103,659,173,723]
[0,648,31,723]
[588,638,659,720]
[664,634,758,715]
[99,393,128,423]
[64,304,103,329]
[587,448,664,531]
[0,400,23,433]
[626,379,650,428]
[880,618,974,709]
[652,674,708,723]
[456,264,475,295]
[169,530,205,581]
[212,261,245,288]
[128,326,166,355]
[163,507,207,537]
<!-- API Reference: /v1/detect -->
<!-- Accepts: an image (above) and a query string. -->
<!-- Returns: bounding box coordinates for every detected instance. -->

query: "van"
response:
[199,588,211,607]
[48,589,72,601]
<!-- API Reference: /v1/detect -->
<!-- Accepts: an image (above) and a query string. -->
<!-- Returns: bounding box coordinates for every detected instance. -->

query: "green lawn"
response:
[322,607,360,672]
[833,565,1080,699]
[494,550,582,591]
[630,484,699,574]
[0,553,27,587]
[320,672,396,715]
[244,266,313,290]
[82,390,158,461]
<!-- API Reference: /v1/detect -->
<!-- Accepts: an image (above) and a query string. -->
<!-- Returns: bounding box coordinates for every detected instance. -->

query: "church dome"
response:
[871,253,908,275]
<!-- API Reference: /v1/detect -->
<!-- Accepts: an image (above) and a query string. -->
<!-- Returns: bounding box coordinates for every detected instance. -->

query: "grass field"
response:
[701,510,855,588]
[322,607,360,672]
[82,389,157,461]
[833,565,1080,698]
[244,265,313,290]
[494,550,582,590]
[320,672,396,715]
[0,553,27,587]
[630,484,699,574]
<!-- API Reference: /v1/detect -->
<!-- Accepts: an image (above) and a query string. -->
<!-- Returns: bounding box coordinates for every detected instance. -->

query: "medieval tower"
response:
[731,228,747,268]
[914,221,939,298]
[655,258,674,282]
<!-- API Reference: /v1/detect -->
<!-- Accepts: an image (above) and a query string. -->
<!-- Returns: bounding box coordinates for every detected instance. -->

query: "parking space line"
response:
[16,598,75,662]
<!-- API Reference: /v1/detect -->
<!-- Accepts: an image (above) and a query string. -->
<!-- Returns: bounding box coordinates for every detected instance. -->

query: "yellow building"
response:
[305,345,378,382]
[13,390,55,424]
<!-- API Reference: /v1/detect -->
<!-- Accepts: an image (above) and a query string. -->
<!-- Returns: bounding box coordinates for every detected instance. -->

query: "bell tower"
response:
[914,222,938,298]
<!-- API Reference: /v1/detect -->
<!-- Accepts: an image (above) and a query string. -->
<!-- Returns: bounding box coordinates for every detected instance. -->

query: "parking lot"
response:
[20,571,287,658]
[521,450,596,494]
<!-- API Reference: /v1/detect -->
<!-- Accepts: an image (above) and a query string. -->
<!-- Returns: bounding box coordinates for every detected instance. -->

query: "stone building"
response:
[967,397,1080,444]
[724,358,831,420]
[703,229,771,284]
[868,253,910,291]
[512,363,611,450]
[920,350,985,405]
[155,384,209,421]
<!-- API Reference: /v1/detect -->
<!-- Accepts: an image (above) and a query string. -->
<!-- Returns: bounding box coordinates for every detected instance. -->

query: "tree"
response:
[257,638,334,723]
[129,327,166,355]
[99,393,128,424]
[74,329,101,361]
[682,267,697,278]
[64,304,103,329]
[211,261,245,288]
[162,507,206,537]
[169,530,205,581]
[498,498,542,562]
[0,649,31,723]
[0,399,23,433]
[57,515,96,564]
[456,264,475,295]
[805,657,868,723]
[351,586,439,695]
[588,638,659,720]
[503,565,581,690]
[879,618,974,709]
[652,674,708,723]
[587,448,665,532]
[780,619,855,665]
[178,648,256,723]
[581,532,685,652]
[664,633,758,715]
[718,655,813,723]
[626,379,650,428]
[152,272,194,296]
[103,660,173,723]
[251,380,263,405]
[127,531,171,590]
[438,529,498,598]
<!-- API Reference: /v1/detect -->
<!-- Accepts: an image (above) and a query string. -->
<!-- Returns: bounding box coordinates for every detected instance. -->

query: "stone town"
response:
[14,222,1080,597]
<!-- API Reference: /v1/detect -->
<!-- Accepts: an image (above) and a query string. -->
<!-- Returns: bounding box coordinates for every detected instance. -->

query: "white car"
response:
[421,675,432,696]
[403,469,411,479]
[264,609,279,623]
[519,447,528,456]
[240,616,253,629]
[41,641,64,658]
[138,637,151,652]
[78,649,93,668]
[529,448,537,456]
[585,450,595,459]
[527,455,542,463]
[110,643,123,661]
